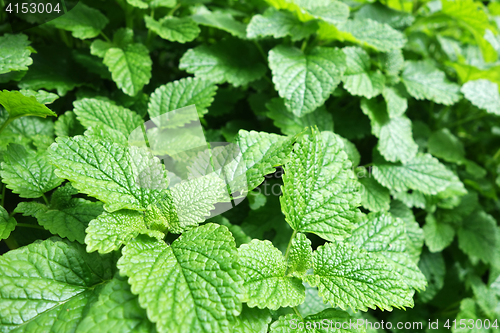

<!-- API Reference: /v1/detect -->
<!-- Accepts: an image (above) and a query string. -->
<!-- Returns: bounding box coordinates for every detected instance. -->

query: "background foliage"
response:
[1,0,500,332]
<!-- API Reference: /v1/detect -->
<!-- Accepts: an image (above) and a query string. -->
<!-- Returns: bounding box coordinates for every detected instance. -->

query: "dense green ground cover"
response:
[1,0,500,332]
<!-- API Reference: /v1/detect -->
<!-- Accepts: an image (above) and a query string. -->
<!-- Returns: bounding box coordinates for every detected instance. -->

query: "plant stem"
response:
[253,41,267,62]
[16,223,45,230]
[1,183,5,207]
[42,194,49,206]
[100,31,111,43]
[4,236,18,250]
[284,230,298,263]
[0,118,12,136]
[292,306,303,320]
[168,3,181,17]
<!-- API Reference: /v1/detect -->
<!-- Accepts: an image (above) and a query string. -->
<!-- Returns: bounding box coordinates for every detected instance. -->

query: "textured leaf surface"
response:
[418,251,445,303]
[117,224,242,333]
[73,98,143,136]
[0,90,56,119]
[280,131,361,241]
[461,79,500,115]
[458,211,498,264]
[428,128,465,163]
[0,238,118,332]
[102,43,152,96]
[0,206,16,241]
[235,130,295,191]
[145,16,200,43]
[1,144,62,198]
[288,232,312,277]
[148,77,217,123]
[191,7,247,39]
[238,239,305,310]
[50,136,167,212]
[342,47,385,98]
[359,177,390,212]
[265,98,333,136]
[270,309,362,333]
[373,153,458,195]
[305,241,414,311]
[0,34,32,74]
[180,39,266,87]
[423,214,455,253]
[402,61,461,105]
[269,45,346,116]
[19,89,59,105]
[231,305,271,333]
[54,111,84,137]
[48,2,108,39]
[347,213,427,291]
[265,0,350,26]
[247,8,318,41]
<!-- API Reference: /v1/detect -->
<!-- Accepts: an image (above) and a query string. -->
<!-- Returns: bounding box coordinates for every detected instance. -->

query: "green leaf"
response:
[191,6,247,39]
[265,98,333,136]
[86,210,158,254]
[1,144,62,198]
[145,16,200,43]
[359,177,391,212]
[268,45,346,116]
[36,197,103,244]
[54,111,84,137]
[117,224,242,333]
[179,39,266,87]
[305,240,414,311]
[47,2,108,39]
[49,136,167,212]
[0,34,33,74]
[231,305,272,333]
[461,79,500,115]
[104,44,152,96]
[382,85,407,118]
[389,200,424,264]
[0,90,56,119]
[0,237,118,332]
[401,61,461,105]
[280,131,361,241]
[373,153,458,195]
[238,239,305,310]
[75,274,156,333]
[148,77,217,123]
[458,210,498,264]
[270,309,362,333]
[265,0,350,26]
[423,214,455,253]
[0,206,16,241]
[73,98,143,136]
[418,250,445,303]
[354,2,415,29]
[145,175,229,234]
[247,8,318,41]
[341,47,385,99]
[14,201,48,218]
[347,212,427,291]
[428,128,465,163]
[288,232,313,277]
[19,89,59,105]
[235,130,295,191]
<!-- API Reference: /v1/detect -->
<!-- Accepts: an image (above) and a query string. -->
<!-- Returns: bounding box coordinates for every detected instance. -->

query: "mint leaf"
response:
[342,47,385,99]
[73,98,143,136]
[269,45,346,116]
[265,98,333,136]
[238,239,305,310]
[458,210,498,264]
[0,90,56,119]
[373,153,458,195]
[191,6,247,39]
[0,34,32,74]
[117,224,242,333]
[347,212,427,291]
[423,214,455,253]
[0,238,117,332]
[359,177,391,212]
[418,250,445,303]
[148,77,217,123]
[49,136,167,212]
[54,111,85,137]
[48,2,108,39]
[19,89,59,105]
[247,8,318,41]
[86,210,160,254]
[288,232,313,277]
[305,241,414,311]
[265,0,350,26]
[1,144,62,198]
[179,39,266,87]
[37,197,103,244]
[280,131,361,241]
[401,61,461,105]
[270,309,361,333]
[0,205,16,241]
[235,130,295,191]
[14,201,48,218]
[428,128,465,163]
[382,85,408,118]
[461,79,500,115]
[145,16,200,43]
[231,305,272,333]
